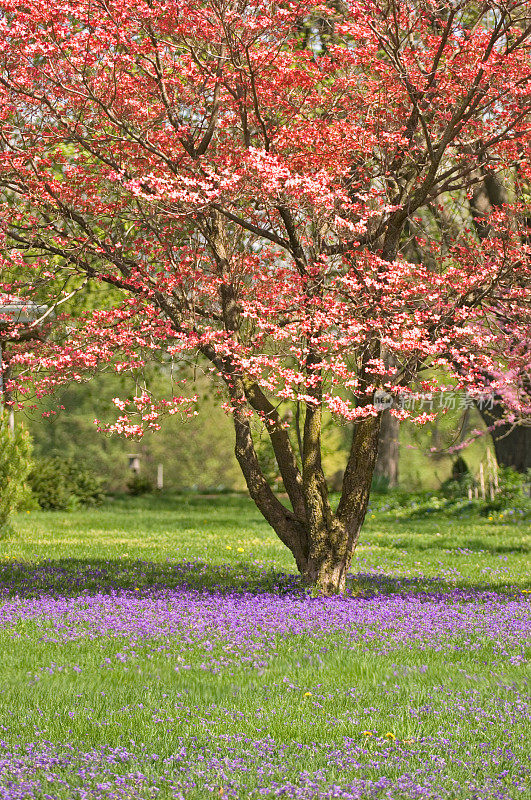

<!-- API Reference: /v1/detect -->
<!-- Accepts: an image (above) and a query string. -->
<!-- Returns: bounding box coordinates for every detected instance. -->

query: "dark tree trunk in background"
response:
[469,170,530,473]
[491,425,531,473]
[373,410,399,487]
[480,406,531,473]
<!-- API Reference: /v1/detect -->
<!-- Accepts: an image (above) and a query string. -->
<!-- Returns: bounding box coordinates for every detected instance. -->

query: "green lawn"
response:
[0,494,529,799]
[3,493,528,590]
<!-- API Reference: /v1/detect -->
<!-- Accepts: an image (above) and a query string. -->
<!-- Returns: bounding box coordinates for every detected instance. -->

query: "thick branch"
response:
[336,415,381,526]
[244,381,306,521]
[230,378,309,570]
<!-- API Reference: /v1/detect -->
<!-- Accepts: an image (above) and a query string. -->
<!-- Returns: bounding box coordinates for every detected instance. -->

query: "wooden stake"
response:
[479,462,485,501]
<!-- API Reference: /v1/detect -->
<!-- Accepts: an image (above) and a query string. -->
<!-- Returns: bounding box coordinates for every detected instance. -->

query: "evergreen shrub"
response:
[29,457,105,510]
[126,473,154,496]
[0,414,33,536]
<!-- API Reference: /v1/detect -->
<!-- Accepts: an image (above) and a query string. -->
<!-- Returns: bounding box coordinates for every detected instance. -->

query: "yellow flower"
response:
[304,692,312,697]
[488,516,493,520]
[237,547,244,552]
[385,732,396,740]
[362,731,373,737]
[226,545,232,550]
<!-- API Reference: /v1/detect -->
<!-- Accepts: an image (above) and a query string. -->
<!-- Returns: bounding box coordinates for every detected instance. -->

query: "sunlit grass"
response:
[4,492,528,591]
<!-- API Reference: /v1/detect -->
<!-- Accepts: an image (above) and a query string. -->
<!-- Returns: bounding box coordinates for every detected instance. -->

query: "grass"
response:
[3,492,528,589]
[0,493,529,799]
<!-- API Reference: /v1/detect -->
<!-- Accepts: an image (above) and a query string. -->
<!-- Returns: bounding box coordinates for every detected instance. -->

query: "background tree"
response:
[0,411,33,535]
[0,0,529,593]
[373,411,400,489]
[468,171,531,472]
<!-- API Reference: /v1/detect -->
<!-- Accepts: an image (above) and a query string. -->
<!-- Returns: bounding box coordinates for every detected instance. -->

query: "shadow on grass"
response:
[105,492,255,513]
[0,558,527,600]
[385,538,530,555]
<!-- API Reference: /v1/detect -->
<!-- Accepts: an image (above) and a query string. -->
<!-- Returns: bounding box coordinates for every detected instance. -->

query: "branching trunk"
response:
[228,386,382,594]
[301,413,381,594]
[231,384,309,573]
[300,400,339,592]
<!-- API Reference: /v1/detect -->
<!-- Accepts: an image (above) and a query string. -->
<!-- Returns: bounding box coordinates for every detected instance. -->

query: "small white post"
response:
[492,452,499,493]
[157,463,164,491]
[486,450,495,500]
[479,461,485,501]
[0,341,13,434]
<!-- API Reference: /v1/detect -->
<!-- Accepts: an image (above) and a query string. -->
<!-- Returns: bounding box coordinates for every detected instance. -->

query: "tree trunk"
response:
[301,516,360,595]
[373,410,399,487]
[229,391,381,594]
[491,425,531,472]
[302,415,381,594]
[479,405,531,473]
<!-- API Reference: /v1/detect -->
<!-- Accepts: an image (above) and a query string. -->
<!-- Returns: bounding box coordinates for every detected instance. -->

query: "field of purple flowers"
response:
[0,495,529,799]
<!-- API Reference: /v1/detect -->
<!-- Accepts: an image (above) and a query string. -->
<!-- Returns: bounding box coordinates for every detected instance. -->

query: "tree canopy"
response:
[0,0,529,591]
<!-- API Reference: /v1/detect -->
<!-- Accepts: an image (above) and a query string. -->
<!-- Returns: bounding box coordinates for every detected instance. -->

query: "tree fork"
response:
[243,380,307,521]
[230,381,309,573]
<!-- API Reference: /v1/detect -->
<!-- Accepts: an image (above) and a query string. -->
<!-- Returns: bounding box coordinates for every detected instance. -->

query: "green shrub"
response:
[440,457,474,500]
[29,457,105,510]
[480,467,531,515]
[126,472,154,496]
[0,414,33,536]
[380,466,530,521]
[370,474,390,493]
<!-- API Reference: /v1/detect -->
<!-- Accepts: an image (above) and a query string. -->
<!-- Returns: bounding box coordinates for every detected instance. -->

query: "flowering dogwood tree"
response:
[0,0,529,592]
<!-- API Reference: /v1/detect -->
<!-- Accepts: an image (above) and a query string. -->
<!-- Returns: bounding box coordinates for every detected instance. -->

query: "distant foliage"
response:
[481,468,531,515]
[126,473,154,496]
[0,414,33,535]
[29,457,105,510]
[27,371,245,493]
[370,474,391,494]
[370,468,530,522]
[441,458,474,500]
